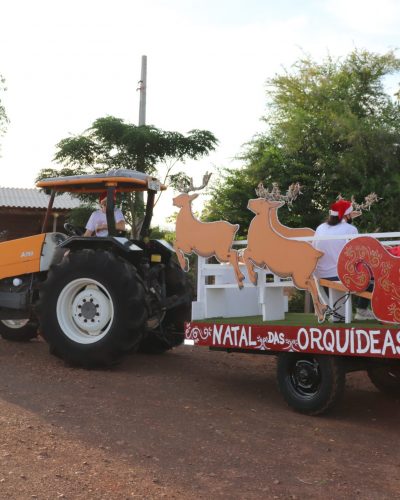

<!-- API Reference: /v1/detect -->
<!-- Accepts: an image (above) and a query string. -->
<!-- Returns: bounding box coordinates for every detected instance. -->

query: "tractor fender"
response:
[59,236,144,266]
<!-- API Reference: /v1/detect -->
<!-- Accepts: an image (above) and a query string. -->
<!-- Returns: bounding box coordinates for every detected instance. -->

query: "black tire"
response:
[138,259,192,354]
[277,353,346,415]
[367,366,400,396]
[38,249,147,368]
[0,319,38,342]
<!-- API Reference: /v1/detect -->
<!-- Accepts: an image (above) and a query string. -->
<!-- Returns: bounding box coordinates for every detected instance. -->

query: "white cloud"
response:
[324,0,400,35]
[0,0,399,226]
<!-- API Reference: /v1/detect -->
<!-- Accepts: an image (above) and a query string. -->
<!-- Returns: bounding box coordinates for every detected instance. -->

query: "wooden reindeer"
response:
[242,190,326,321]
[255,182,315,238]
[173,173,245,288]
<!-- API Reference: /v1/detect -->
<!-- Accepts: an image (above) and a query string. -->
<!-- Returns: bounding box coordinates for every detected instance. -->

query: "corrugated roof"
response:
[0,187,82,210]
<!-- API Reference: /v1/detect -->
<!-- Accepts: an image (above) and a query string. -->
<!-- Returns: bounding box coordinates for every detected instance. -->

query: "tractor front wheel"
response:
[0,319,38,342]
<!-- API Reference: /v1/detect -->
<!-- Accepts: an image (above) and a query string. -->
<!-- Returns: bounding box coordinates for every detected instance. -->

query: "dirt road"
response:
[0,338,399,499]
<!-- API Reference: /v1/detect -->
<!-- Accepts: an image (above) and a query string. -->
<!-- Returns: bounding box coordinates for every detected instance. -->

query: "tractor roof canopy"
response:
[36,169,166,194]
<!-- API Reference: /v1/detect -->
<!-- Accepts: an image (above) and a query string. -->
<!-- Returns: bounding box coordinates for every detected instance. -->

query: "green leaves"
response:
[37,115,218,236]
[49,116,218,175]
[0,74,9,149]
[205,49,400,233]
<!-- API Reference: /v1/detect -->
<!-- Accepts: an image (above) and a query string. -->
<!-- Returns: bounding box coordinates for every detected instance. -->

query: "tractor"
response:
[0,169,192,367]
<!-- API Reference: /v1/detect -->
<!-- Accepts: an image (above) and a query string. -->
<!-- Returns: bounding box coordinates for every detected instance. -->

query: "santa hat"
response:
[99,191,117,204]
[329,199,353,220]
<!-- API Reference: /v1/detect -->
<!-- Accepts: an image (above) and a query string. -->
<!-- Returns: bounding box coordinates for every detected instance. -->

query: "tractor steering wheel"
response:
[64,223,85,236]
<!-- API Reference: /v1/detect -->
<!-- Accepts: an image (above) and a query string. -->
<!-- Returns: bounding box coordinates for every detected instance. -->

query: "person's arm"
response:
[95,222,108,232]
[312,225,321,250]
[115,209,126,232]
[94,213,125,233]
[84,212,96,237]
[116,220,125,231]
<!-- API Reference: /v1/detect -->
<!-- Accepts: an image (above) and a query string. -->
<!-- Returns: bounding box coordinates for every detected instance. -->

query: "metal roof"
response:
[36,168,165,193]
[0,187,82,210]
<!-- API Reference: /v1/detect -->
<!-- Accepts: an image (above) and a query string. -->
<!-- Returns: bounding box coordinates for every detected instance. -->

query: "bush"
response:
[288,288,305,313]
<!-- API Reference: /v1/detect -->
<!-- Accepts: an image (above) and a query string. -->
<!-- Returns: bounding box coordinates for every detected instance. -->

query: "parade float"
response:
[174,177,400,415]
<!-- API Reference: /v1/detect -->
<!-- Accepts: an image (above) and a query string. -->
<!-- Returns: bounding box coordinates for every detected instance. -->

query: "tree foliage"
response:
[205,49,400,234]
[51,117,217,174]
[37,116,218,235]
[0,74,9,152]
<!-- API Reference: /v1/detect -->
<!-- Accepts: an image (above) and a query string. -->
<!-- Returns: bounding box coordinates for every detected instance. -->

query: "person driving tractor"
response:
[83,191,126,237]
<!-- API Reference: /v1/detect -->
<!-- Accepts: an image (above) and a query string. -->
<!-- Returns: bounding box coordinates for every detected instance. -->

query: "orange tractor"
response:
[0,169,192,367]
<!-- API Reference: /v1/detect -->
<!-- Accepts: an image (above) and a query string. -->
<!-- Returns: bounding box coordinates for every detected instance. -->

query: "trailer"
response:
[171,179,400,415]
[184,318,400,415]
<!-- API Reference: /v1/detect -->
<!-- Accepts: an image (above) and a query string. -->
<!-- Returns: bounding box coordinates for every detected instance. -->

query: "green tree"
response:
[37,116,218,236]
[205,49,400,234]
[0,74,9,153]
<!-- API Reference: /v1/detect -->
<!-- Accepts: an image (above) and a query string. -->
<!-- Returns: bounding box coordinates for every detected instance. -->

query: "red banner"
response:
[185,322,400,359]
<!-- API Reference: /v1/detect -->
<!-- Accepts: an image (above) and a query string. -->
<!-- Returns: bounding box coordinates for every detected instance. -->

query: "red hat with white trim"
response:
[329,199,353,220]
[99,191,117,204]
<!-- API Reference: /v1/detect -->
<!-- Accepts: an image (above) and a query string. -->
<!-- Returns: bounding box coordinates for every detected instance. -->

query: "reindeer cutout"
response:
[256,182,315,238]
[173,173,245,288]
[338,236,400,324]
[242,184,327,321]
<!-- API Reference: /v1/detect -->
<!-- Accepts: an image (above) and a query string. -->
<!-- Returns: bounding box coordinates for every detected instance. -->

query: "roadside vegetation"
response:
[204,49,400,235]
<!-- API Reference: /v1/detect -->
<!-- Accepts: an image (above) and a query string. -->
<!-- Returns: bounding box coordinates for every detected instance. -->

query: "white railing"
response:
[191,233,400,322]
[192,241,292,321]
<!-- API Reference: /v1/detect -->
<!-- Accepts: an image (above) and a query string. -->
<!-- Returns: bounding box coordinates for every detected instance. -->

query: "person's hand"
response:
[96,223,107,232]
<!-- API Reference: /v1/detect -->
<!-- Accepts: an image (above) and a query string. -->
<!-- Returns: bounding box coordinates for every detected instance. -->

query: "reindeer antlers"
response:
[175,171,212,194]
[337,192,381,211]
[255,182,302,206]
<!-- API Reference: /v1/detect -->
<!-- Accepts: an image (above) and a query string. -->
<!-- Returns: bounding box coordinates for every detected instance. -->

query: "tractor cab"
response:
[36,168,166,238]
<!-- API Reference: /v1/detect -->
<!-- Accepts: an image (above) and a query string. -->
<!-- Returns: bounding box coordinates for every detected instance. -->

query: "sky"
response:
[0,0,399,226]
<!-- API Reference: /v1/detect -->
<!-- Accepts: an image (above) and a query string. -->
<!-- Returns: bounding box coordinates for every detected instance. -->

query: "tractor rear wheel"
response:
[0,319,38,342]
[38,249,147,367]
[138,259,192,354]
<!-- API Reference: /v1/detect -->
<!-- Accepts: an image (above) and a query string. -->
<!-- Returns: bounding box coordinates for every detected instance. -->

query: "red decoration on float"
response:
[185,322,400,359]
[337,236,400,324]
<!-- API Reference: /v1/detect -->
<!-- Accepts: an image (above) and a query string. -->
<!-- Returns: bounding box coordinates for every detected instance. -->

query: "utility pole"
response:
[138,55,147,126]
[133,55,147,238]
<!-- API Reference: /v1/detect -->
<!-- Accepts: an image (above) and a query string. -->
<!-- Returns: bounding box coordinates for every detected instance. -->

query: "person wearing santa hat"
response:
[83,191,126,237]
[313,198,374,320]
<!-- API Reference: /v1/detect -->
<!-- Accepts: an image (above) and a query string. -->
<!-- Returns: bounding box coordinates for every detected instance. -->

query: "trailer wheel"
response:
[367,367,400,396]
[0,319,38,342]
[277,353,345,415]
[38,249,147,367]
[138,259,192,354]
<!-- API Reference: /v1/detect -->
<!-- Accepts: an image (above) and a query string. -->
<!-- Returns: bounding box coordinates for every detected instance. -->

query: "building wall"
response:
[0,208,70,240]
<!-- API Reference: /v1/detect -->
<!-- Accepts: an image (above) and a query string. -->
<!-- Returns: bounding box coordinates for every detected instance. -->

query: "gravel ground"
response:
[0,337,400,499]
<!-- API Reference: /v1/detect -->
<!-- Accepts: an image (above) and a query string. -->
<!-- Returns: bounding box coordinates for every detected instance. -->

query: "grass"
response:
[200,313,387,329]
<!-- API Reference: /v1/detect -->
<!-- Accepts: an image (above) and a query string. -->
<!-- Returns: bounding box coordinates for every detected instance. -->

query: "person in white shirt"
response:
[313,198,374,320]
[83,192,125,237]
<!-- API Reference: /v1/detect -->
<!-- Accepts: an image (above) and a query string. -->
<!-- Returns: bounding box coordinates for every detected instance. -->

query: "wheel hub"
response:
[1,319,30,329]
[57,279,114,343]
[296,365,316,386]
[71,286,112,333]
[80,300,98,320]
[291,359,321,396]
